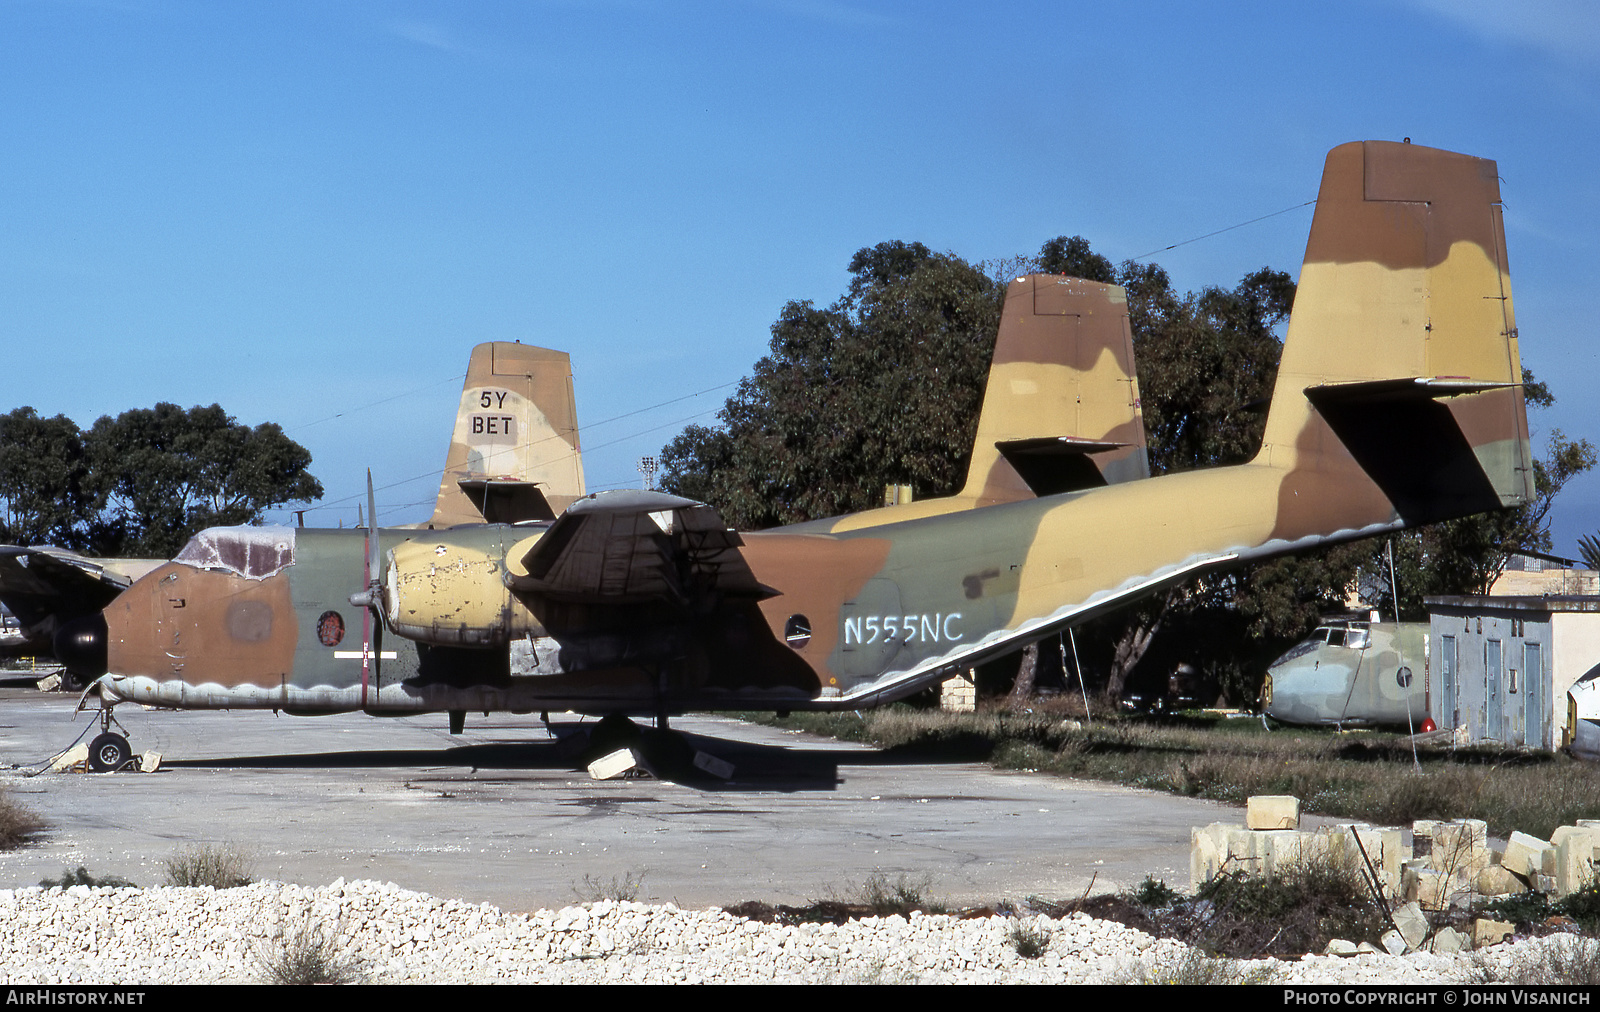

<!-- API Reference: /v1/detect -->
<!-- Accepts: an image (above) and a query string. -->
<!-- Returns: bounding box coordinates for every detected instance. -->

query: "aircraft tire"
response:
[88,733,131,773]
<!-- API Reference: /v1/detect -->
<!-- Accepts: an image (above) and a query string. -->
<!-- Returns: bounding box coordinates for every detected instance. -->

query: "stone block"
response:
[1392,901,1430,950]
[1477,864,1529,897]
[1550,826,1600,896]
[1428,820,1491,877]
[1246,795,1301,831]
[1474,919,1515,948]
[691,751,733,780]
[1429,927,1469,954]
[1502,831,1555,879]
[48,743,87,772]
[588,748,647,780]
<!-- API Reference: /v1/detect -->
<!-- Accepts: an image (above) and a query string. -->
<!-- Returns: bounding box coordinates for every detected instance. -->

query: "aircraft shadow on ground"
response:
[159,730,868,794]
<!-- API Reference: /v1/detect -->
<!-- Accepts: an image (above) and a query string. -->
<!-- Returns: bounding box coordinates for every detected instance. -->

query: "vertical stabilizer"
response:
[1257,141,1533,531]
[960,275,1149,504]
[428,343,587,528]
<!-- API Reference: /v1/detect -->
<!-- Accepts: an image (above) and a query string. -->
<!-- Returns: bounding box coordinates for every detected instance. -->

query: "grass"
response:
[737,706,1600,839]
[256,918,367,985]
[164,844,254,888]
[1008,921,1052,959]
[0,788,46,849]
[852,871,947,916]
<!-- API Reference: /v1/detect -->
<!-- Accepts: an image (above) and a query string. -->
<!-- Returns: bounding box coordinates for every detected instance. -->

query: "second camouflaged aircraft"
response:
[78,141,1533,750]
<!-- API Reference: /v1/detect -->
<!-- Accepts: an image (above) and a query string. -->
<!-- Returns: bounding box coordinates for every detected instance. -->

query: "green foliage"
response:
[1130,876,1181,909]
[164,844,254,888]
[0,402,322,557]
[85,403,324,557]
[39,866,136,888]
[1007,921,1052,959]
[853,871,946,916]
[661,240,1001,528]
[0,408,95,550]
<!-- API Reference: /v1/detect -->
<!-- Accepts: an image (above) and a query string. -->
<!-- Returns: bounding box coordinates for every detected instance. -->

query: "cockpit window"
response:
[174,526,296,580]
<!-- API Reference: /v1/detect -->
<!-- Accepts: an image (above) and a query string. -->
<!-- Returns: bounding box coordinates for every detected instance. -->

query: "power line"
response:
[1130,199,1316,261]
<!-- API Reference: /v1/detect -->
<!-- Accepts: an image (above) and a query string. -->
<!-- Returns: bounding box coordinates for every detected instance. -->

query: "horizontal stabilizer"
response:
[456,479,555,524]
[1305,377,1518,405]
[994,436,1136,496]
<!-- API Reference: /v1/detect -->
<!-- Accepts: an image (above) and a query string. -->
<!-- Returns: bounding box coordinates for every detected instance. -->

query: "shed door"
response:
[1524,641,1544,750]
[1486,639,1503,742]
[1440,634,1457,730]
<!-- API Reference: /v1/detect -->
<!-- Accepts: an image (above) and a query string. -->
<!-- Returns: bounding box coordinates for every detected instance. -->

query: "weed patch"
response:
[1008,921,1051,959]
[39,867,136,889]
[0,789,46,849]
[165,844,254,888]
[256,918,367,985]
[573,870,646,903]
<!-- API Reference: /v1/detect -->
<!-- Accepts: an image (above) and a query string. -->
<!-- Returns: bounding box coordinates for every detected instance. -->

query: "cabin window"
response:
[1346,629,1370,649]
[174,526,296,580]
[1326,629,1346,647]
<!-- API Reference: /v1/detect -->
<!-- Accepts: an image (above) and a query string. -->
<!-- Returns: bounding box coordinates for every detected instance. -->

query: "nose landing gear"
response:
[73,687,141,773]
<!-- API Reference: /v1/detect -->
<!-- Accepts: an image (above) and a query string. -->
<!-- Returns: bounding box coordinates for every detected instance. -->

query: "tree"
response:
[0,408,94,549]
[83,403,324,557]
[660,241,1002,529]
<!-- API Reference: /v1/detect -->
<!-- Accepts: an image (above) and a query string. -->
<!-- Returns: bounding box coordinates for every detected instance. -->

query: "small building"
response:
[1489,552,1598,598]
[1425,595,1600,750]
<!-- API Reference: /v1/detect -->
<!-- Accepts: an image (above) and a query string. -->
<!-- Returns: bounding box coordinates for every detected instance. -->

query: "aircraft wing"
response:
[512,490,772,604]
[0,547,134,632]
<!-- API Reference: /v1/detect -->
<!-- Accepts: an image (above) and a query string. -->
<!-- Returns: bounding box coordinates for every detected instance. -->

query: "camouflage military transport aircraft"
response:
[4,341,583,684]
[74,141,1532,772]
[1261,619,1430,728]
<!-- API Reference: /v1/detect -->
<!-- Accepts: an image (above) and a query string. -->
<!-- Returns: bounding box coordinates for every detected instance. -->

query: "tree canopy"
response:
[0,403,323,557]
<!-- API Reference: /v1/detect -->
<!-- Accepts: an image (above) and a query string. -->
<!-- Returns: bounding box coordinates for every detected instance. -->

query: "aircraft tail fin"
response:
[428,343,587,529]
[959,275,1149,504]
[1256,140,1534,528]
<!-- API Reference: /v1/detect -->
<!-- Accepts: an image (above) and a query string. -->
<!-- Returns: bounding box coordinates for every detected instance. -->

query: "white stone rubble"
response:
[0,879,1548,984]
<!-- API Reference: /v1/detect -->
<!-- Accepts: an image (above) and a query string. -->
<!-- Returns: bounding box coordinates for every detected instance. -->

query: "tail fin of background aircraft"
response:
[428,343,587,529]
[1255,140,1534,526]
[958,275,1149,505]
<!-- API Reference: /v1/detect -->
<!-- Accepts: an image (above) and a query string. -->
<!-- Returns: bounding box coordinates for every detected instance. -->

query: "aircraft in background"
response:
[1261,618,1430,729]
[2,340,587,688]
[76,141,1533,776]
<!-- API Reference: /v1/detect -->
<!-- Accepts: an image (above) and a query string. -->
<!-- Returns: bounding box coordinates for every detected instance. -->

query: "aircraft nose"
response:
[53,613,108,679]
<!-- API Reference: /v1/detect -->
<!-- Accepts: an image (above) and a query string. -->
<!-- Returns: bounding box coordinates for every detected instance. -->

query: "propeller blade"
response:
[366,470,380,590]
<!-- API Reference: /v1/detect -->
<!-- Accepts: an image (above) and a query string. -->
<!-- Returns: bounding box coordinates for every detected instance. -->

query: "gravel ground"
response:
[0,878,1554,984]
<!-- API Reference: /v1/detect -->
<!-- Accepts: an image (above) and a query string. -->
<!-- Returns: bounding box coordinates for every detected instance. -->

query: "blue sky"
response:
[3,1,1597,550]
